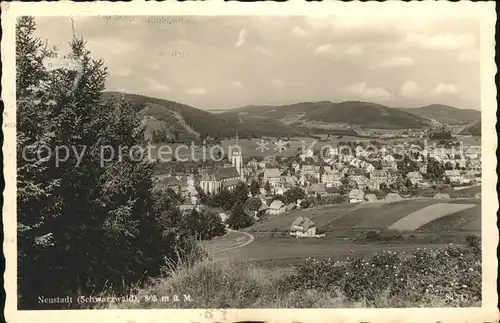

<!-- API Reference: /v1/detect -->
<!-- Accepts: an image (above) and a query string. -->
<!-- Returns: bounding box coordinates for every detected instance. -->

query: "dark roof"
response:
[290,216,315,232]
[351,168,365,175]
[217,167,240,180]
[222,178,241,187]
[159,176,181,187]
[201,166,240,181]
[326,187,341,194]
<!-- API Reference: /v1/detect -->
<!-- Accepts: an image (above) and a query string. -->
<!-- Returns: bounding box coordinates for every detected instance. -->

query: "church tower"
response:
[231,151,244,181]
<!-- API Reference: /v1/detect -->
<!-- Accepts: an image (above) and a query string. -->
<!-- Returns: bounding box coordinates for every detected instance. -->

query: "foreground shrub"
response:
[104,242,481,309]
[290,243,481,306]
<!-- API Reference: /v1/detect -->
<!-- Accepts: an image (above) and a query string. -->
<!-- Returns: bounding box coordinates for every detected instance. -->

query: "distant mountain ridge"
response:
[102,92,304,140]
[398,104,480,125]
[102,92,480,140]
[235,100,432,129]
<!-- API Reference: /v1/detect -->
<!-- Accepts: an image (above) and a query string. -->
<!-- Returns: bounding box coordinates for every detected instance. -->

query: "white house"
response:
[460,173,475,185]
[267,200,286,215]
[348,189,365,203]
[263,168,281,187]
[290,216,316,237]
[444,170,461,183]
[321,174,342,188]
[406,171,423,185]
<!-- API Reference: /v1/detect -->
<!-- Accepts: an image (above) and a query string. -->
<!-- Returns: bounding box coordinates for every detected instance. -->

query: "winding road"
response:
[201,229,255,255]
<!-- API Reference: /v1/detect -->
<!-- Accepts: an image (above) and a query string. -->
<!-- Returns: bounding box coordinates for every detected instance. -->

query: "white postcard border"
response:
[2,2,498,323]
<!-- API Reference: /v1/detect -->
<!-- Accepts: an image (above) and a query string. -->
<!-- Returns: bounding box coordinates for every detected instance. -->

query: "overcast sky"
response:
[34,15,480,111]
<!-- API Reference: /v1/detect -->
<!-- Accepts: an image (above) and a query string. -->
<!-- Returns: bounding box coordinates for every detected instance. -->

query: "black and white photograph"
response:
[2,2,498,323]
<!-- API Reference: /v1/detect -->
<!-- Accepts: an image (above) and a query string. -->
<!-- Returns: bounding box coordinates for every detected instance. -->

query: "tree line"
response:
[16,17,221,309]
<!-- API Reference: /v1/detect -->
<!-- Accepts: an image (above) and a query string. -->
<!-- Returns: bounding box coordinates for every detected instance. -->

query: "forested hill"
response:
[102,91,304,141]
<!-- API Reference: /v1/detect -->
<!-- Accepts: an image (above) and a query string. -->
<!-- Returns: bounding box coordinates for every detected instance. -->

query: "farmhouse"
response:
[367,179,381,191]
[307,183,327,196]
[290,217,316,237]
[349,189,365,203]
[434,193,450,200]
[325,186,342,196]
[155,176,181,192]
[354,176,370,190]
[460,173,475,185]
[406,171,423,185]
[444,170,461,183]
[321,174,342,188]
[263,168,281,187]
[370,169,390,183]
[218,212,229,223]
[268,200,286,215]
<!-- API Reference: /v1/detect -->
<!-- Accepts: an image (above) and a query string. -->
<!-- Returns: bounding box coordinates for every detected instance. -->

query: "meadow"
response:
[417,205,481,232]
[247,199,481,234]
[247,204,357,232]
[103,240,481,309]
[97,198,483,309]
[388,203,477,231]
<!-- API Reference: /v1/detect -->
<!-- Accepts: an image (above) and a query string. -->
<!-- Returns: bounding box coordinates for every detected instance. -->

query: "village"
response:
[154,136,482,238]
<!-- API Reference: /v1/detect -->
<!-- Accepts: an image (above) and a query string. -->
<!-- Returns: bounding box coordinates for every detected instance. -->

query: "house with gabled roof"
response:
[268,199,286,215]
[290,217,316,237]
[348,189,364,203]
[444,170,461,183]
[263,168,281,187]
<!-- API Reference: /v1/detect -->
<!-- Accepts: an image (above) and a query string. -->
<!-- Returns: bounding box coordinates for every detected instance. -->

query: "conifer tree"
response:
[16,17,197,309]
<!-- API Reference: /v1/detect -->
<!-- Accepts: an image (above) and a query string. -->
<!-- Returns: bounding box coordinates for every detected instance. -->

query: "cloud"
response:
[313,44,338,57]
[345,44,363,56]
[377,56,415,68]
[432,83,459,95]
[185,87,206,96]
[399,80,423,98]
[403,33,476,50]
[112,67,132,76]
[346,81,393,101]
[457,49,478,62]
[271,79,284,87]
[304,17,333,30]
[235,29,247,47]
[232,81,244,89]
[145,78,171,93]
[87,37,137,56]
[292,25,308,37]
[254,46,273,57]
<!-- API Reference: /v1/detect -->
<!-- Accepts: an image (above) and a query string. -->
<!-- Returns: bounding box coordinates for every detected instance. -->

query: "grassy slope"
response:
[238,101,431,129]
[401,104,481,125]
[248,199,480,233]
[458,120,482,136]
[388,203,477,231]
[417,205,481,232]
[247,204,357,232]
[325,200,440,230]
[103,243,481,309]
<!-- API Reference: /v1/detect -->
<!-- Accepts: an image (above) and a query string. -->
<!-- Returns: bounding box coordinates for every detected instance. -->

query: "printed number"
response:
[144,295,157,302]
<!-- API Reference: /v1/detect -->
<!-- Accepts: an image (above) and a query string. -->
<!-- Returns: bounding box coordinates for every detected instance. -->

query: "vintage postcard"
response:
[2,1,498,323]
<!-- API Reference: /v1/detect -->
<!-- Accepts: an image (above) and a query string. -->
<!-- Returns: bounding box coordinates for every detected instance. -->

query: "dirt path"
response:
[214,229,255,253]
[201,229,255,254]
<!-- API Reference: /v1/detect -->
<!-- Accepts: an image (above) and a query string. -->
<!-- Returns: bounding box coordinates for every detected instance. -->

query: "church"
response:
[200,151,244,195]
